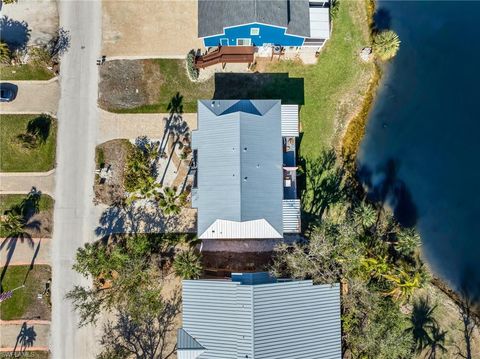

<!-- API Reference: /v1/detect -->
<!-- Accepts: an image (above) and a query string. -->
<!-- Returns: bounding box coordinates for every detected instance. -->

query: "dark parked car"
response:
[0,83,18,102]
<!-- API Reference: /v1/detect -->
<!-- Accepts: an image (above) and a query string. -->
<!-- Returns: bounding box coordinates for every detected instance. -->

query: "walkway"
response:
[0,238,51,267]
[51,1,102,358]
[0,79,60,115]
[98,110,197,143]
[0,170,55,197]
[0,320,50,352]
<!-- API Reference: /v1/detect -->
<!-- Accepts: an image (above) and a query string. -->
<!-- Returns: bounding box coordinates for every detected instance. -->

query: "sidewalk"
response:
[0,170,55,197]
[0,320,50,352]
[1,238,51,267]
[98,110,197,143]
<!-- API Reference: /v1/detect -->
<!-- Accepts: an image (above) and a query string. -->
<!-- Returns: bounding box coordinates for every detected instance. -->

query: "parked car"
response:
[0,83,18,102]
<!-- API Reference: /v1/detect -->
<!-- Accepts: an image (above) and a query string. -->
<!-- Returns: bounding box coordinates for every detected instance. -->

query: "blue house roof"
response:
[178,273,342,359]
[198,0,311,38]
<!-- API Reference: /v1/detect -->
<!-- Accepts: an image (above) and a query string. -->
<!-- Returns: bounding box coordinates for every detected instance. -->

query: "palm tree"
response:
[396,228,421,256]
[373,30,401,61]
[360,256,389,281]
[382,270,421,303]
[1,212,26,238]
[0,42,10,64]
[173,250,202,279]
[127,176,161,204]
[354,202,377,229]
[158,187,181,216]
[406,297,438,352]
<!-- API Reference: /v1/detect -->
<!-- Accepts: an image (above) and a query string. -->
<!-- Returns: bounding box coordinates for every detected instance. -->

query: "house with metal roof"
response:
[198,0,331,49]
[191,99,300,240]
[177,272,342,359]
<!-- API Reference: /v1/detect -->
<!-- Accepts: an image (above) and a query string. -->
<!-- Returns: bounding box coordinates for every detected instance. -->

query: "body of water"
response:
[358,0,480,299]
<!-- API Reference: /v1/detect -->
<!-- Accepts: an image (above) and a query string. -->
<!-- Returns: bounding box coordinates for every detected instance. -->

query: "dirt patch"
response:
[29,210,53,238]
[94,139,132,205]
[202,251,274,276]
[98,60,162,110]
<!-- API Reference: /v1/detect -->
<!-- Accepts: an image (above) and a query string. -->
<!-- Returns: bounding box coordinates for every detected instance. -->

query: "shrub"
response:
[186,50,199,81]
[373,30,401,61]
[173,249,202,280]
[0,41,10,64]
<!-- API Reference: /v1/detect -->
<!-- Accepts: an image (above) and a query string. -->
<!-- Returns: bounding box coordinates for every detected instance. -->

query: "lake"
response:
[358,0,480,300]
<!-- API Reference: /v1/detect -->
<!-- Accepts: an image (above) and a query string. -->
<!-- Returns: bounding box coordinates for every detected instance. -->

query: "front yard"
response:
[0,114,57,172]
[0,193,54,238]
[0,265,51,321]
[0,64,55,81]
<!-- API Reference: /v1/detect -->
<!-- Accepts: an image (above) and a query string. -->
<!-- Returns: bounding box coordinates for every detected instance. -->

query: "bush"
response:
[186,50,199,81]
[0,41,11,64]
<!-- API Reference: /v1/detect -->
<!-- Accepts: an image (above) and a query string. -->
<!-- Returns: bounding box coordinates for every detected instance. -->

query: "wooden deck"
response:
[195,46,255,69]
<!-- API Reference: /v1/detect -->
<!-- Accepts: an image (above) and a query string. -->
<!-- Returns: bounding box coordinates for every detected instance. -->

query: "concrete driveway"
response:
[0,238,51,267]
[0,170,55,197]
[98,110,197,143]
[0,320,50,352]
[102,0,204,58]
[0,79,60,115]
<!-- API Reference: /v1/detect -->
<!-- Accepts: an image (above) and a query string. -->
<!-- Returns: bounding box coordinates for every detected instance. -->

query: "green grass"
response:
[0,194,54,214]
[0,114,57,172]
[0,64,54,81]
[0,265,51,320]
[265,1,374,159]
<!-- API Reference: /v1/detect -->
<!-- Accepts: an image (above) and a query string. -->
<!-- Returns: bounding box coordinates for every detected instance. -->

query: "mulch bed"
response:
[202,251,274,277]
[94,139,132,206]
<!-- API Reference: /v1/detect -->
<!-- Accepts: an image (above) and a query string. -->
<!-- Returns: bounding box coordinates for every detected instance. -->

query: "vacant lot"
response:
[0,265,51,320]
[0,114,57,172]
[102,0,203,58]
[0,193,54,238]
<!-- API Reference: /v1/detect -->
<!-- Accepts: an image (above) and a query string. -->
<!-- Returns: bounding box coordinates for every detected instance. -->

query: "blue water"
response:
[358,1,480,299]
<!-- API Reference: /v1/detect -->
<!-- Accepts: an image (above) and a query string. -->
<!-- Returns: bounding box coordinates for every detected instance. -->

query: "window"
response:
[237,38,252,46]
[250,27,260,36]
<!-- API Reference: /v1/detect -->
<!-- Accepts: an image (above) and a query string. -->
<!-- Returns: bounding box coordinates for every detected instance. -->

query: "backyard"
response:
[0,265,51,321]
[0,114,57,172]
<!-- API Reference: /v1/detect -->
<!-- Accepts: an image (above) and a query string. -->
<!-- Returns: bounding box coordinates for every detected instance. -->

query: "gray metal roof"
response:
[198,0,311,38]
[192,100,284,239]
[179,273,342,359]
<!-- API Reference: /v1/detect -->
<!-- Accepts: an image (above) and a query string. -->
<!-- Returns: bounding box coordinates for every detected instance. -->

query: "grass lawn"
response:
[0,194,54,214]
[0,64,55,81]
[0,265,51,321]
[265,1,375,159]
[0,114,57,172]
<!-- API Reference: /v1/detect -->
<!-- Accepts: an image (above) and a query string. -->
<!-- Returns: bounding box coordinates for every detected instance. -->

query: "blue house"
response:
[198,0,331,48]
[177,272,342,359]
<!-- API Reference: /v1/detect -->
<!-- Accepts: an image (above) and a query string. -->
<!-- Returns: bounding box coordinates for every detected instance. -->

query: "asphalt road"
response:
[51,1,102,357]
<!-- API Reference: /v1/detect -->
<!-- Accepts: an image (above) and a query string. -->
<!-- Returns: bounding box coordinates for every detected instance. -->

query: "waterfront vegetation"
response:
[0,114,57,172]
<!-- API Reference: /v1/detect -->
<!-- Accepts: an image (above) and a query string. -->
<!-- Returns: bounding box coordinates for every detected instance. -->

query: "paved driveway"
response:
[0,80,60,115]
[0,320,50,352]
[98,110,197,143]
[1,238,51,267]
[0,170,55,197]
[102,0,204,58]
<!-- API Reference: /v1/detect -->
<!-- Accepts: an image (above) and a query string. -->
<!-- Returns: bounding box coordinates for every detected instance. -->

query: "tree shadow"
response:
[48,28,71,58]
[357,158,418,227]
[0,16,31,52]
[300,150,345,229]
[408,296,438,353]
[214,72,304,105]
[0,188,43,285]
[13,322,37,354]
[373,8,392,31]
[26,115,52,145]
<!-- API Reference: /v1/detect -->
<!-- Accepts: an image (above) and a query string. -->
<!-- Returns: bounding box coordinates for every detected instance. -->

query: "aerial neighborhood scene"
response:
[1,0,479,358]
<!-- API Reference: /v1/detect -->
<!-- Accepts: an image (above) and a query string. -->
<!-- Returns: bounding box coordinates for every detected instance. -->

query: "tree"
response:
[0,41,10,64]
[173,249,202,280]
[396,228,421,257]
[382,270,421,303]
[1,212,26,238]
[97,293,180,359]
[158,187,181,217]
[354,201,377,229]
[127,176,162,204]
[373,30,401,61]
